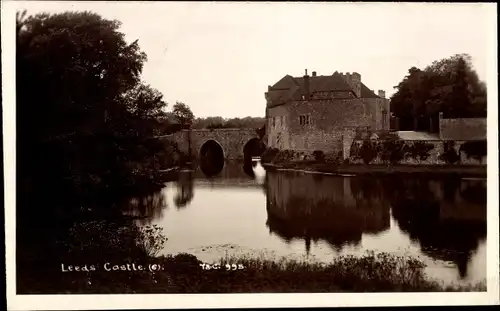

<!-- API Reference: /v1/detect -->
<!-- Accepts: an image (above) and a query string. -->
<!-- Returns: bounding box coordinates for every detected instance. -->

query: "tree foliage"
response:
[390,54,487,132]
[172,101,195,127]
[192,116,266,129]
[16,10,174,208]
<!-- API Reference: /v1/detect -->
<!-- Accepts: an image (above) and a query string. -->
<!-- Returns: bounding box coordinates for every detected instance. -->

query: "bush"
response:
[439,141,460,164]
[261,148,279,164]
[380,140,407,165]
[325,151,342,164]
[358,140,379,164]
[408,141,435,161]
[313,150,325,162]
[460,140,487,162]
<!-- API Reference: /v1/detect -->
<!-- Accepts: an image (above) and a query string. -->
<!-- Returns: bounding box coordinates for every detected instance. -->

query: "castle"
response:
[265,69,390,158]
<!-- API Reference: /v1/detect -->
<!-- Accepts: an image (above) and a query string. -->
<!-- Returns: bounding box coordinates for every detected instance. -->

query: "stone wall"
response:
[266,97,390,154]
[439,117,487,141]
[266,105,291,150]
[158,128,262,160]
[349,139,486,165]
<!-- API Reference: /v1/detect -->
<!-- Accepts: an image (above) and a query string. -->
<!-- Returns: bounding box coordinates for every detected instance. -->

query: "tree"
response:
[390,67,428,131]
[390,54,487,132]
[16,10,171,208]
[121,82,168,136]
[172,101,195,128]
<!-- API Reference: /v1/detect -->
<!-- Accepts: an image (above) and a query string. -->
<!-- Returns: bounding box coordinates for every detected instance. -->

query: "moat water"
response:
[126,161,487,286]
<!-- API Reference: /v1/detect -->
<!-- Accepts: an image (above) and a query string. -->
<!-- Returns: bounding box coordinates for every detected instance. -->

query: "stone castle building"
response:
[265,69,390,157]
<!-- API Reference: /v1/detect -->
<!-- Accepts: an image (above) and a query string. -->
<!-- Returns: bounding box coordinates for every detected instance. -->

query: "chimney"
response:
[304,69,310,100]
[268,85,272,91]
[312,71,317,77]
[378,90,386,98]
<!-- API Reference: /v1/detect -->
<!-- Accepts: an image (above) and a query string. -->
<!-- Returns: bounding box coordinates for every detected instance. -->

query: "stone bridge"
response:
[157,128,265,161]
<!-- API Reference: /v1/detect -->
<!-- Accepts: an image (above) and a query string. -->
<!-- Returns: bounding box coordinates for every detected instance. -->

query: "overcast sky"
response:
[8,1,496,118]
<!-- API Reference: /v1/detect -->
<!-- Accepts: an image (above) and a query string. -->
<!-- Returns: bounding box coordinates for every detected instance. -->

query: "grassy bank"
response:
[45,252,486,294]
[262,161,486,178]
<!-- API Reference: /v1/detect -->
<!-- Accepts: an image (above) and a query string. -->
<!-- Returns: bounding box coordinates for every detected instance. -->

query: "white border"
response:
[3,1,499,309]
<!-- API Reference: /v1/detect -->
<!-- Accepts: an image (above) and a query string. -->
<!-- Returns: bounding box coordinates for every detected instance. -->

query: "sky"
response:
[7,1,497,118]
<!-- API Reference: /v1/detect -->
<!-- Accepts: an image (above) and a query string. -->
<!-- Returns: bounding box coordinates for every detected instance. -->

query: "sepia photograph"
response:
[3,1,499,309]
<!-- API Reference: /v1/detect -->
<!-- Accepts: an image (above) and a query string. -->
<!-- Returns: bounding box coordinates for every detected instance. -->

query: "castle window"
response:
[299,114,311,126]
[272,117,276,128]
[301,95,306,100]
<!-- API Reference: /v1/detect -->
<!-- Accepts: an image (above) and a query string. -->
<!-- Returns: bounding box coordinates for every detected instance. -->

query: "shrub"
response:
[380,140,407,165]
[358,140,379,164]
[439,141,460,164]
[408,141,435,161]
[261,148,279,164]
[313,150,325,162]
[460,140,487,162]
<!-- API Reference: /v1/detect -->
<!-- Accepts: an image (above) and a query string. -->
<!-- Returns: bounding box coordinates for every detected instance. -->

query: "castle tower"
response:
[341,72,362,98]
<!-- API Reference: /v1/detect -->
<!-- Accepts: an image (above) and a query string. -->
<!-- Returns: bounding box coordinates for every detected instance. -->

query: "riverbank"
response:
[45,252,486,294]
[262,162,486,178]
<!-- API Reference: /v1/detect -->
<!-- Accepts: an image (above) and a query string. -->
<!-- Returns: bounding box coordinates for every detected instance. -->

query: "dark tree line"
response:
[156,114,266,135]
[192,116,265,130]
[390,54,487,132]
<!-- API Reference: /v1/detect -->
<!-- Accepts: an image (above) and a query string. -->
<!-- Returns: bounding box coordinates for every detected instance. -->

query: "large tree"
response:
[16,10,170,207]
[390,54,487,132]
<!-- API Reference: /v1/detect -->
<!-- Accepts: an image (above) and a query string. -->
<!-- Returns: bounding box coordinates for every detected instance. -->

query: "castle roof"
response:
[266,71,380,105]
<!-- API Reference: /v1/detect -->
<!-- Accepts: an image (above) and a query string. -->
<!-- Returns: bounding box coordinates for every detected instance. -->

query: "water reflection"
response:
[243,163,255,177]
[124,190,167,225]
[200,160,224,177]
[264,172,486,279]
[388,177,486,278]
[128,164,486,284]
[265,172,391,252]
[196,161,263,181]
[174,171,194,209]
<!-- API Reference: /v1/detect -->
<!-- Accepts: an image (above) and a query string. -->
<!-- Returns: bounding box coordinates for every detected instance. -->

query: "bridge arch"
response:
[199,139,225,176]
[243,137,266,163]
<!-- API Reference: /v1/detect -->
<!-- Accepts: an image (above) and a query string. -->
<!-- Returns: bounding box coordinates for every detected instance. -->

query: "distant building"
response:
[265,69,390,155]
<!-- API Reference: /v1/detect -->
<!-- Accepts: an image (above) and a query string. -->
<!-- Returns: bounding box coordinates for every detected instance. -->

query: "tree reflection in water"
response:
[125,190,167,225]
[174,171,194,209]
[387,176,486,278]
[264,172,486,280]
